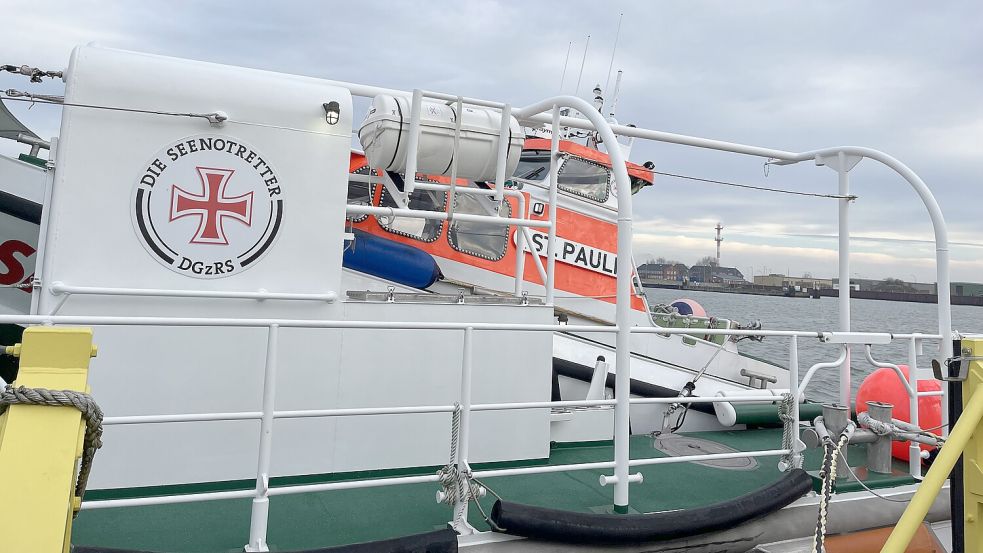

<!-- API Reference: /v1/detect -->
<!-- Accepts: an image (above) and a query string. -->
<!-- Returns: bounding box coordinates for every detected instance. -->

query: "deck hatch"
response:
[652,434,759,470]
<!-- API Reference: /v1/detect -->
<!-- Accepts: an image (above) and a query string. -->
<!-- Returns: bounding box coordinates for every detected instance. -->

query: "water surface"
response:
[644,287,983,403]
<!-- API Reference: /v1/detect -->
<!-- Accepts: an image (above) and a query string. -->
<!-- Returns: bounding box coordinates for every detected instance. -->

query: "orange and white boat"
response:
[343,99,788,433]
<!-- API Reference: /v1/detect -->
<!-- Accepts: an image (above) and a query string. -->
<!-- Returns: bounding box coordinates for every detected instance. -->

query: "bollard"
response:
[865,401,894,474]
[822,403,851,478]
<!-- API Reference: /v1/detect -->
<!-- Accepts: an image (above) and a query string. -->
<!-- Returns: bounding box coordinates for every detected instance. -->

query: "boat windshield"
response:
[511,151,550,181]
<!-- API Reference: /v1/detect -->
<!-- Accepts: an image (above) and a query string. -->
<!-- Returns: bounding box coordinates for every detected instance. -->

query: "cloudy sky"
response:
[3,1,981,283]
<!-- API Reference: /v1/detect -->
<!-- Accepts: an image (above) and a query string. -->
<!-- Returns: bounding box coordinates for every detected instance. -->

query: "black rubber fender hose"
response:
[489,468,813,545]
[552,357,716,415]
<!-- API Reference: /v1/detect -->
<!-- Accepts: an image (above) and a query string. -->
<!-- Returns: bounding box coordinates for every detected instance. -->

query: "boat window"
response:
[512,151,551,181]
[558,157,610,202]
[447,193,512,261]
[377,186,446,242]
[346,165,375,223]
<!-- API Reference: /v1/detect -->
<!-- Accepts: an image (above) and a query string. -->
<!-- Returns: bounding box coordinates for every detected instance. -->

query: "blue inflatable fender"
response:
[343,229,443,289]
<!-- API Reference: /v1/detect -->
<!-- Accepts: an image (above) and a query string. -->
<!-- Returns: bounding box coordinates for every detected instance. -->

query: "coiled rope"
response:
[778,392,802,471]
[812,423,854,553]
[437,403,505,532]
[0,385,103,516]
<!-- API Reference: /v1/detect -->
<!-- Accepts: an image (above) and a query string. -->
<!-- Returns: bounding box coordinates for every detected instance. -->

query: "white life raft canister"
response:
[358,94,525,182]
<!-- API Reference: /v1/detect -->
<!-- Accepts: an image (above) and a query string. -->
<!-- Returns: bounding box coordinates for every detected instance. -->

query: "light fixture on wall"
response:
[323,101,341,125]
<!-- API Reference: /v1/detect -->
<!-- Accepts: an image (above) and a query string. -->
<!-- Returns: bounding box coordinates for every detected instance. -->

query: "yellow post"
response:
[965,337,983,552]
[881,337,983,553]
[0,327,97,553]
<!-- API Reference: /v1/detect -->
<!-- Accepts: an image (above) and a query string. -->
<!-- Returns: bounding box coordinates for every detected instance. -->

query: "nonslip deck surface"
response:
[71,428,914,552]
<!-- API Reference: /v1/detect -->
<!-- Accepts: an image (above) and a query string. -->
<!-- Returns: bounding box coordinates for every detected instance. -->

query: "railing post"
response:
[545,105,560,304]
[907,336,922,479]
[818,150,861,407]
[447,96,463,223]
[450,326,476,534]
[245,324,279,552]
[512,96,640,514]
[403,89,423,198]
[788,335,803,468]
[493,104,512,206]
[513,194,526,297]
[838,155,852,408]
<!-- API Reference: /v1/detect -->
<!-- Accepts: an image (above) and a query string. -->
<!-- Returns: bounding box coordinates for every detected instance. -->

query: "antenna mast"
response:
[603,12,624,109]
[609,70,623,121]
[559,41,572,93]
[575,34,590,96]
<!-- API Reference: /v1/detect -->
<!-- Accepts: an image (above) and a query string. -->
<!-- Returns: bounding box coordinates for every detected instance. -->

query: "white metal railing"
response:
[46,283,337,316]
[361,89,957,511]
[793,332,942,479]
[345,178,548,297]
[348,93,566,301]
[326,78,953,353]
[0,311,943,550]
[13,75,956,549]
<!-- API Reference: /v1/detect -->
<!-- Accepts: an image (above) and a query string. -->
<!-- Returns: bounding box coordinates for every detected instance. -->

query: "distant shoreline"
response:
[641,282,983,307]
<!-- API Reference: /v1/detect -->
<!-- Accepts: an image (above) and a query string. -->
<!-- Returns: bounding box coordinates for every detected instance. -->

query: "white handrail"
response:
[81,445,793,512]
[49,283,337,302]
[402,89,423,197]
[515,94,638,512]
[247,324,278,552]
[493,104,511,205]
[451,327,475,534]
[314,76,953,357]
[103,395,807,427]
[515,113,954,366]
[345,205,552,229]
[520,226,549,285]
[864,345,916,398]
[12,71,956,546]
[545,106,560,304]
[866,342,922,479]
[797,346,848,402]
[70,317,942,546]
[0,312,946,338]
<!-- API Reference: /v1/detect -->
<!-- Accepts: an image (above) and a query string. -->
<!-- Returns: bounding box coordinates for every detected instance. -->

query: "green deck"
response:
[72,428,915,552]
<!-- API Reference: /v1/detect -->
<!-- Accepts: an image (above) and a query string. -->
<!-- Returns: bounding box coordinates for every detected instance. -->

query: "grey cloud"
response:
[1,0,979,281]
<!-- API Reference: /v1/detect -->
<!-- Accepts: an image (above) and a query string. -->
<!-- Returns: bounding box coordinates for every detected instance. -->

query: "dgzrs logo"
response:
[132,135,284,279]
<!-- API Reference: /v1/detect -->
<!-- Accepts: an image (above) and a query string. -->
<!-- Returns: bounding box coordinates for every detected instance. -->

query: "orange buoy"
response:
[856,364,942,461]
[670,299,706,317]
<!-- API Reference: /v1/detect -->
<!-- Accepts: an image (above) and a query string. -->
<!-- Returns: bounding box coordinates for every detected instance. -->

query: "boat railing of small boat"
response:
[0,47,969,552]
[0,311,958,551]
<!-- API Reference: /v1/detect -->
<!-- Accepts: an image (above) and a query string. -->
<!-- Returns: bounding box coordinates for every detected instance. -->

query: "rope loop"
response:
[437,402,506,532]
[812,424,853,553]
[0,384,103,516]
[777,392,801,471]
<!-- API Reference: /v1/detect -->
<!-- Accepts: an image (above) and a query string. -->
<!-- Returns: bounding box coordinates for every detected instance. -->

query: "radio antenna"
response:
[609,70,623,121]
[603,13,624,101]
[575,34,590,96]
[558,41,572,93]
